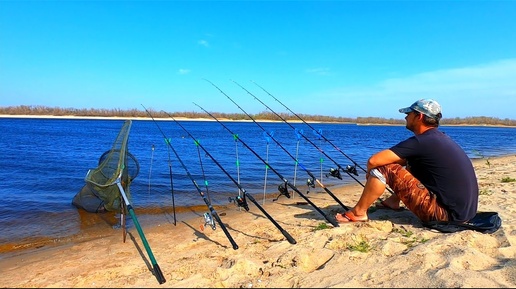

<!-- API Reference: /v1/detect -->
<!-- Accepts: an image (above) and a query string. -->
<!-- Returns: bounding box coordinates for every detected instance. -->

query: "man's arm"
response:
[367,149,405,173]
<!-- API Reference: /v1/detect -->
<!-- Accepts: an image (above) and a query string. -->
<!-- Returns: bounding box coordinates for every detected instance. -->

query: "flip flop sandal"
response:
[336,211,369,223]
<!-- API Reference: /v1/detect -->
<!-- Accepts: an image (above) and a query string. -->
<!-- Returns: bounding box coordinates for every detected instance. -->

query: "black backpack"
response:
[422,212,502,234]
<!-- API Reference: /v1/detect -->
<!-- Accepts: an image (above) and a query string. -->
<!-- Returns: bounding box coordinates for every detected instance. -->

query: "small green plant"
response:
[401,238,418,247]
[402,236,430,247]
[501,177,516,183]
[393,227,428,247]
[313,222,331,231]
[479,189,493,196]
[393,227,414,237]
[472,150,490,167]
[346,240,371,253]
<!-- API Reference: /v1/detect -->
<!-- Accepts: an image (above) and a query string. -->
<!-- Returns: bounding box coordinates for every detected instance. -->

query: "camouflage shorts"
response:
[374,164,449,222]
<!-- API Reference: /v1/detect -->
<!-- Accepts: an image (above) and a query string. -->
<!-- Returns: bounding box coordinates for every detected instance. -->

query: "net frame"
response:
[84,120,133,213]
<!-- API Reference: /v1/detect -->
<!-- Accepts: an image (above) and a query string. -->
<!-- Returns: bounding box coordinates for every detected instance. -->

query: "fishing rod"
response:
[236,81,366,189]
[164,141,177,226]
[193,99,339,228]
[250,81,397,195]
[141,105,239,250]
[220,80,349,211]
[162,111,297,244]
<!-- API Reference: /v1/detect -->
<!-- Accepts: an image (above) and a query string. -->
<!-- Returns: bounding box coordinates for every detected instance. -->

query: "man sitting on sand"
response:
[336,99,478,224]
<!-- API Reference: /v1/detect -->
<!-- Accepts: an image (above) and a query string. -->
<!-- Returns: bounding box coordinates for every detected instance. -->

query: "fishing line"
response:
[194,139,212,205]
[242,82,365,186]
[250,81,396,195]
[253,81,366,172]
[142,105,239,250]
[231,80,349,211]
[313,128,324,189]
[162,110,297,244]
[233,133,244,207]
[148,144,154,196]
[194,86,339,227]
[292,128,304,198]
[262,131,273,205]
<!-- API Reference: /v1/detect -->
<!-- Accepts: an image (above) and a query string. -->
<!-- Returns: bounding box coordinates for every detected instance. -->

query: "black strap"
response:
[422,212,502,234]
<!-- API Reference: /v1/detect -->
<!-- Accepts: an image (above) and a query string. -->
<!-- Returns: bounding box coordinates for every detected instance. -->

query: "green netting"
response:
[82,120,135,212]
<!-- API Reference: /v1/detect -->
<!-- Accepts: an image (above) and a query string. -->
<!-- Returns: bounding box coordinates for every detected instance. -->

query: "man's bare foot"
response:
[375,200,405,211]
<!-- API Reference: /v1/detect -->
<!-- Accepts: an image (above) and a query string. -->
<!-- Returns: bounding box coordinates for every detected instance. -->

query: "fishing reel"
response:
[327,165,359,180]
[344,164,359,176]
[201,212,216,231]
[306,177,316,194]
[273,182,291,201]
[228,195,250,211]
[327,167,342,180]
[306,177,316,188]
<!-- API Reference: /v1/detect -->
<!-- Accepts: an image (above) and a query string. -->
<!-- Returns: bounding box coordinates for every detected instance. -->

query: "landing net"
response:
[72,120,140,213]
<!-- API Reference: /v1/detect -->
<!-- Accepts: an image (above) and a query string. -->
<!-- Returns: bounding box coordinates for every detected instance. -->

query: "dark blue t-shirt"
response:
[390,128,478,222]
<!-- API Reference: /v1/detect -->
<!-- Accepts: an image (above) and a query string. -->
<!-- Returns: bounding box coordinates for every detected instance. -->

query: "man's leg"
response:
[381,194,402,210]
[335,173,386,223]
[376,164,449,222]
[337,164,449,223]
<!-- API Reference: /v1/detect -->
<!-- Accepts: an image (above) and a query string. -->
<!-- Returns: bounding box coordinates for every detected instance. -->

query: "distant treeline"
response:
[1,105,515,127]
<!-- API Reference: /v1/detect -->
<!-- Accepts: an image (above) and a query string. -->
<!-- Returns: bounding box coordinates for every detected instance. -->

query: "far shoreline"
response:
[0,114,309,123]
[1,114,516,128]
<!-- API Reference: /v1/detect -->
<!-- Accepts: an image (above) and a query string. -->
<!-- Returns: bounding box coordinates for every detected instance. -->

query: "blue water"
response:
[1,117,515,251]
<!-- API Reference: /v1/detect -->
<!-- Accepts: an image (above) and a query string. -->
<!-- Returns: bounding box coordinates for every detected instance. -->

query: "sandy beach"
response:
[0,155,515,288]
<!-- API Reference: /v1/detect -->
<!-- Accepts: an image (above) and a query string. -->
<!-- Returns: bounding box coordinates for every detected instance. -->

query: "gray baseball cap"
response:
[399,99,442,119]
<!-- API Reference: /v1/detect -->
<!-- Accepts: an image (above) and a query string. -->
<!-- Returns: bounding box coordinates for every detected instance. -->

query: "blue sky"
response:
[1,1,515,119]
